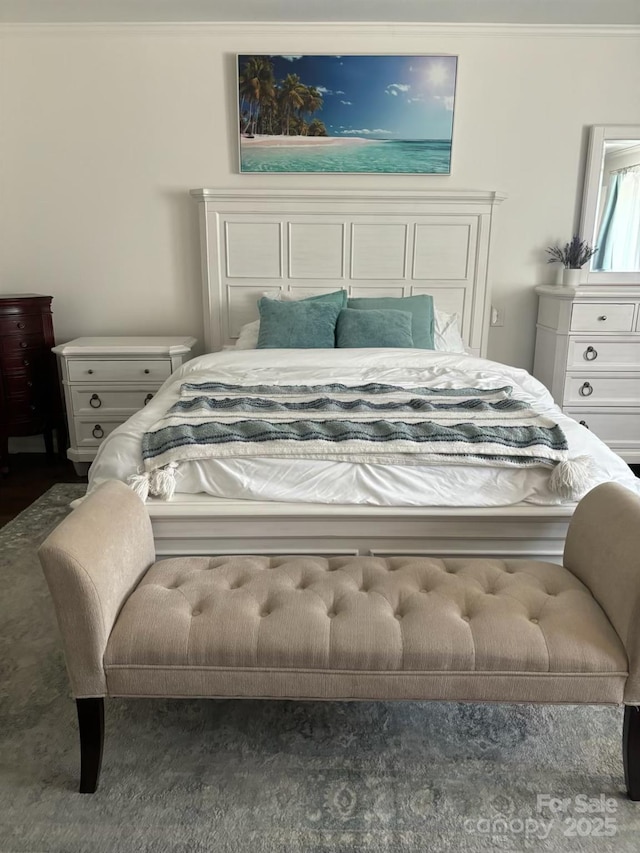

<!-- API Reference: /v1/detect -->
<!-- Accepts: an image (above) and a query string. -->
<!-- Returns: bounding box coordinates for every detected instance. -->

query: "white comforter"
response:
[88,349,640,506]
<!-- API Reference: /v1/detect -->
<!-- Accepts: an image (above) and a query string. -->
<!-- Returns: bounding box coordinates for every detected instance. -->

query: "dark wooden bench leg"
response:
[76,698,104,793]
[624,705,640,801]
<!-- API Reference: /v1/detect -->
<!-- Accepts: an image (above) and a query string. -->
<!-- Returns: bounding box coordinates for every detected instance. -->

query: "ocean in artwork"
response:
[238,55,457,174]
[241,138,452,173]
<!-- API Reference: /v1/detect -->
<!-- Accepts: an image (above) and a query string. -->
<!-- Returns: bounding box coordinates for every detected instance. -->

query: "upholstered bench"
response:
[39,480,640,797]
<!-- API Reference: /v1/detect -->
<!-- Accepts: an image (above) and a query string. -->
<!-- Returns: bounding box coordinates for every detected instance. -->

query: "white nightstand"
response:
[533,285,640,462]
[53,336,197,474]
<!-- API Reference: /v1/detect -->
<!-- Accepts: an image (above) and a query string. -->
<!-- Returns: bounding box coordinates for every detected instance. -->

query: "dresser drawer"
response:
[5,394,43,423]
[3,371,39,396]
[563,373,640,405]
[565,409,640,444]
[566,338,640,370]
[67,359,172,383]
[570,303,635,333]
[2,352,44,372]
[1,332,46,355]
[73,419,123,446]
[70,387,156,416]
[0,313,42,336]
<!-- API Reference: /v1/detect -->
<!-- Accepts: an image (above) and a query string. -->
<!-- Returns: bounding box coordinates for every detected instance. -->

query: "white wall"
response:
[2,23,640,369]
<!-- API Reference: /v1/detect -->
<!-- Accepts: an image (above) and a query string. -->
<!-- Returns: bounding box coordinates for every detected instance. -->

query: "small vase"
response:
[562,268,582,288]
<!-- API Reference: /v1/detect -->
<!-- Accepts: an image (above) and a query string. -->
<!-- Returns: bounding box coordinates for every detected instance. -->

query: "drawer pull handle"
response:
[19,341,28,348]
[144,393,154,405]
[144,368,150,374]
[598,315,607,321]
[23,358,30,366]
[90,394,102,409]
[87,369,94,375]
[92,425,104,439]
[579,420,590,429]
[30,404,37,412]
[16,322,25,330]
[579,381,594,397]
[584,346,598,361]
[27,380,33,388]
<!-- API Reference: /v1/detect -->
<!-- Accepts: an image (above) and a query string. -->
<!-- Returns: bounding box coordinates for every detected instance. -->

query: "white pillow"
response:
[434,308,467,353]
[234,305,466,353]
[235,319,260,349]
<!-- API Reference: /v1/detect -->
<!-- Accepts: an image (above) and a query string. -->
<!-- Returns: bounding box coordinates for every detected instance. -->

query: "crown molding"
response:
[1,21,640,38]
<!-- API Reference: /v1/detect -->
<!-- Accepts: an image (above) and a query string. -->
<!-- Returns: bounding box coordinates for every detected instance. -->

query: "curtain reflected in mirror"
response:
[593,140,640,271]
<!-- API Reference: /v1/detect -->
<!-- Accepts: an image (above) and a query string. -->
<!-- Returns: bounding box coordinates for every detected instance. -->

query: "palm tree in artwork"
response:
[308,118,328,137]
[238,56,275,136]
[300,85,323,135]
[278,74,307,135]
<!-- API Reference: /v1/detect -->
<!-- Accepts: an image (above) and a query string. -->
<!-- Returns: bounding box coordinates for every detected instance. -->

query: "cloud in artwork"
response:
[315,86,332,95]
[281,55,302,62]
[385,83,410,96]
[434,94,455,111]
[341,128,393,135]
[335,90,345,95]
[340,100,353,105]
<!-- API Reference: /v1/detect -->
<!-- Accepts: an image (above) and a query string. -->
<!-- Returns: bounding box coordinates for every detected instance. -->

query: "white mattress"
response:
[88,348,640,507]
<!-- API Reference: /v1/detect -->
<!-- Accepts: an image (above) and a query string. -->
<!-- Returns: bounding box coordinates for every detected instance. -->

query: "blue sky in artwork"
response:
[238,54,457,140]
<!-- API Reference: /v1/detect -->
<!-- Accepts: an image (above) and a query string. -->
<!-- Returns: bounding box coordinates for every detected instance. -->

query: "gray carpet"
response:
[1,484,640,852]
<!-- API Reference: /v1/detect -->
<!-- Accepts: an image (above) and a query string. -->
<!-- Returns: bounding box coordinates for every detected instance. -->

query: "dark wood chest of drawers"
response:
[0,294,63,471]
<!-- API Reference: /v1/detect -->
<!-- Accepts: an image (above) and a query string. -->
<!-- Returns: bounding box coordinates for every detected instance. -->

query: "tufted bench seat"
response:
[106,554,627,704]
[39,480,640,797]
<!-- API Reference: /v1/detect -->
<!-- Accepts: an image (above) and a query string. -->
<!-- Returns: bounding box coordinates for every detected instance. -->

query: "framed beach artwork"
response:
[237,54,458,174]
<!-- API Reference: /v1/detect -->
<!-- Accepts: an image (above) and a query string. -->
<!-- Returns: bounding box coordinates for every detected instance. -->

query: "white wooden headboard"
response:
[190,189,505,357]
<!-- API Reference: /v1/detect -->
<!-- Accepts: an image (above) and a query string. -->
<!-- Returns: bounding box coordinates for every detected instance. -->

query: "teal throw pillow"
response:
[336,308,415,348]
[346,294,434,349]
[287,289,348,308]
[257,298,340,348]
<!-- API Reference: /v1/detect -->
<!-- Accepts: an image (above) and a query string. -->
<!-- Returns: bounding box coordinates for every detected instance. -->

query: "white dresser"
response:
[53,336,197,474]
[533,285,640,463]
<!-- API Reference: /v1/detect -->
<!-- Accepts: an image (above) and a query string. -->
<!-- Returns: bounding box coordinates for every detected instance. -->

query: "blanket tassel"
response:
[127,472,151,502]
[127,463,178,501]
[549,455,593,499]
[149,462,179,501]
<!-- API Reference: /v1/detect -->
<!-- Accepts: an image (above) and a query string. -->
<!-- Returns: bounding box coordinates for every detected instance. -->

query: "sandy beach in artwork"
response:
[241,135,377,148]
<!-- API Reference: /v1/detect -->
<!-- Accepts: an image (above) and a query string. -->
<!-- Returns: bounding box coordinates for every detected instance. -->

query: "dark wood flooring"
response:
[0,453,87,528]
[0,455,638,530]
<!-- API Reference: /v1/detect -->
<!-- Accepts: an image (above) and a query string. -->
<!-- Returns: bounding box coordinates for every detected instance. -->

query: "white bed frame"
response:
[146,188,573,562]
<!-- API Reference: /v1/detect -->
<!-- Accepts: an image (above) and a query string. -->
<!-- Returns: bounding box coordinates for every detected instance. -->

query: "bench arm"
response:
[38,480,155,697]
[564,482,640,704]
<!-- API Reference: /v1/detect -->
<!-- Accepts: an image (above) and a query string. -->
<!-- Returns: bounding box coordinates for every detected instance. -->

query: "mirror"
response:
[580,125,640,284]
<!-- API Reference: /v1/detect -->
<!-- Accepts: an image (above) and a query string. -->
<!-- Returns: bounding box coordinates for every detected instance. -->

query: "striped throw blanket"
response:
[129,380,591,500]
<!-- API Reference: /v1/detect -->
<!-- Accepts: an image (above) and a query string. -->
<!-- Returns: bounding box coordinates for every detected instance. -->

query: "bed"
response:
[87,189,640,559]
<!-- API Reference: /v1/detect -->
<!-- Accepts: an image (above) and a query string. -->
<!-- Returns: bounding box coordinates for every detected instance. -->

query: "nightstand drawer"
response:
[565,409,640,444]
[74,419,123,446]
[70,387,157,416]
[566,338,640,370]
[563,373,640,405]
[570,303,635,333]
[67,359,172,383]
